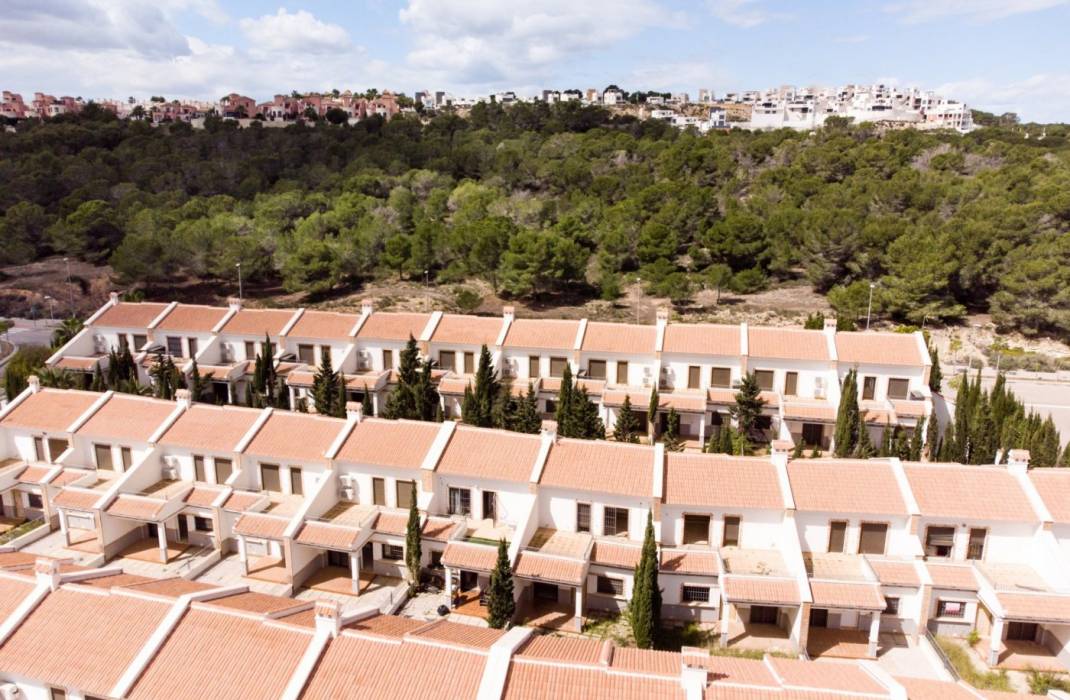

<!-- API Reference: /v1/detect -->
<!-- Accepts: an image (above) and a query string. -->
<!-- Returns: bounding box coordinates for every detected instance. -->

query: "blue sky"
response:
[3,0,1069,121]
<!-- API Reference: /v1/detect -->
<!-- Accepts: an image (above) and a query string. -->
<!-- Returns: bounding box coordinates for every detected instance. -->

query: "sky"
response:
[2,0,1069,122]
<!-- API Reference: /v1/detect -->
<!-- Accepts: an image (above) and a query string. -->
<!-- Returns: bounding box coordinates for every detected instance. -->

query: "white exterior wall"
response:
[747,357,835,400]
[880,585,922,633]
[500,348,575,382]
[660,505,783,549]
[431,474,532,526]
[915,518,1036,564]
[334,461,424,509]
[350,339,411,372]
[157,446,238,486]
[794,511,912,557]
[577,351,658,388]
[538,487,651,542]
[840,363,926,401]
[238,452,327,496]
[67,434,153,473]
[660,353,741,391]
[282,337,351,370]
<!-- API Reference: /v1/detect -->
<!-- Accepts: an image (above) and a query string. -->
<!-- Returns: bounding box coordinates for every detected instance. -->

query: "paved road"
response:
[943,366,1070,447]
[2,317,61,351]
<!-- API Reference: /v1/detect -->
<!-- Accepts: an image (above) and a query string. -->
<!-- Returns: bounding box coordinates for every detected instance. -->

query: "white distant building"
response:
[602,88,624,106]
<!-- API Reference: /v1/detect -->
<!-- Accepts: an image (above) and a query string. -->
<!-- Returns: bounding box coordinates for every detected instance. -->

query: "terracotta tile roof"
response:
[347,613,428,639]
[0,575,35,619]
[892,400,926,418]
[287,309,358,340]
[234,513,290,539]
[437,425,542,483]
[78,572,155,588]
[0,388,99,432]
[660,549,720,576]
[664,453,783,509]
[663,323,740,356]
[611,647,683,677]
[995,592,1070,623]
[809,581,885,610]
[540,438,652,497]
[767,656,888,695]
[76,394,175,442]
[903,463,1038,522]
[356,312,431,341]
[781,401,838,422]
[422,516,457,541]
[55,356,102,371]
[53,489,101,510]
[502,318,581,350]
[15,465,52,484]
[222,490,263,512]
[442,542,498,572]
[92,301,169,328]
[219,307,297,336]
[122,578,220,597]
[374,511,409,536]
[604,389,707,413]
[127,607,311,700]
[106,494,166,520]
[408,619,506,649]
[581,322,656,354]
[707,388,738,405]
[1028,469,1070,524]
[896,677,980,700]
[244,410,344,462]
[504,662,685,700]
[200,591,306,615]
[514,551,587,586]
[705,656,779,686]
[541,376,605,396]
[788,459,907,515]
[866,559,921,588]
[184,485,224,508]
[431,314,504,346]
[748,327,829,361]
[51,469,87,487]
[925,563,978,591]
[438,374,474,395]
[153,303,229,332]
[722,576,800,605]
[335,417,441,469]
[159,404,262,452]
[836,331,923,367]
[0,552,47,570]
[591,540,642,569]
[0,587,171,697]
[295,521,363,550]
[517,635,605,664]
[302,630,490,700]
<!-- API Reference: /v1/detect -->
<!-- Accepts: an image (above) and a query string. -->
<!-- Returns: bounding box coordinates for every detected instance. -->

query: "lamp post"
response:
[64,257,75,318]
[865,283,876,331]
[424,269,430,311]
[45,296,54,321]
[635,276,641,324]
[236,262,243,301]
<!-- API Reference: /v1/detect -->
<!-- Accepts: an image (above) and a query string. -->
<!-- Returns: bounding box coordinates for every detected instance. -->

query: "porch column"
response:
[574,585,585,620]
[237,534,248,575]
[698,414,706,446]
[868,610,881,658]
[372,392,379,417]
[445,565,454,607]
[349,552,361,595]
[720,601,733,645]
[227,382,234,404]
[58,509,69,544]
[157,522,168,564]
[988,616,1005,667]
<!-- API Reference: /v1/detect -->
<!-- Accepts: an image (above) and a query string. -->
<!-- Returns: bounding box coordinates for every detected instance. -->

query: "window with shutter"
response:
[94,444,113,470]
[260,464,281,492]
[862,376,877,400]
[722,516,741,547]
[753,370,774,391]
[396,480,415,509]
[887,378,909,400]
[687,366,701,389]
[828,521,847,553]
[214,458,232,484]
[925,526,956,558]
[372,477,386,506]
[710,367,731,388]
[588,360,606,380]
[549,357,568,377]
[528,356,540,378]
[784,371,798,396]
[858,523,888,555]
[616,361,629,385]
[683,514,711,544]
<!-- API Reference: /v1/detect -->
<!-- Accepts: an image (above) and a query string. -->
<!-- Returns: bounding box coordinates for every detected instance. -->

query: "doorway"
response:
[533,582,559,602]
[750,606,779,625]
[361,542,374,570]
[810,608,828,628]
[177,517,189,542]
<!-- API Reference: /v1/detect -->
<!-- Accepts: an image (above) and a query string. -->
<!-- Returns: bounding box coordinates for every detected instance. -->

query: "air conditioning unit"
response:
[338,486,355,501]
[814,378,826,399]
[164,467,179,481]
[163,455,179,469]
[338,474,356,488]
[93,335,108,354]
[356,351,370,370]
[0,683,23,699]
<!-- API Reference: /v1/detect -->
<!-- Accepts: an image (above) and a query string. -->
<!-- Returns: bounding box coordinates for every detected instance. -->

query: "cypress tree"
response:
[576,387,605,439]
[413,359,440,422]
[554,363,575,436]
[383,336,421,419]
[311,349,338,415]
[662,407,684,452]
[731,373,765,443]
[928,345,942,394]
[514,383,542,434]
[404,482,422,586]
[361,390,374,418]
[486,539,515,629]
[334,372,348,418]
[647,386,659,440]
[91,365,105,392]
[909,417,925,461]
[924,413,940,460]
[613,394,641,443]
[189,359,204,403]
[466,344,499,428]
[629,513,661,649]
[854,417,875,458]
[833,369,860,457]
[1059,441,1070,468]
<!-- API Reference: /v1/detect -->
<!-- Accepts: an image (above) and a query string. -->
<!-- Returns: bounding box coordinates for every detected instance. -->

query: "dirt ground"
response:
[0,258,116,319]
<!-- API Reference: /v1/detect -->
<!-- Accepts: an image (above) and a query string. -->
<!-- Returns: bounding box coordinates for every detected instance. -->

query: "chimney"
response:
[345,401,363,422]
[361,298,374,316]
[824,316,838,333]
[109,291,120,305]
[656,307,670,324]
[502,305,515,324]
[175,388,192,408]
[770,439,795,458]
[1006,449,1030,474]
[680,647,710,699]
[227,296,242,312]
[27,375,41,394]
[314,599,342,637]
[34,557,61,591]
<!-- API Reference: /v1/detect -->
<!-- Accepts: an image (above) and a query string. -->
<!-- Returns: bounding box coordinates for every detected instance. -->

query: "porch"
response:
[980,638,1066,673]
[807,627,876,660]
[117,536,191,564]
[300,565,401,598]
[452,587,490,620]
[246,555,290,584]
[722,620,795,654]
[516,597,577,631]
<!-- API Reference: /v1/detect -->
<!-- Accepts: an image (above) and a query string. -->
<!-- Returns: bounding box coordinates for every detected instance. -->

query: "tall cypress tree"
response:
[404,482,422,586]
[731,373,766,443]
[647,386,659,440]
[514,383,542,434]
[629,513,661,649]
[613,395,641,443]
[928,345,943,394]
[334,371,348,418]
[311,349,338,415]
[833,369,860,457]
[909,417,925,461]
[383,336,421,419]
[463,344,499,428]
[361,390,374,417]
[662,407,684,452]
[189,358,204,403]
[925,413,940,460]
[486,538,515,629]
[554,363,575,436]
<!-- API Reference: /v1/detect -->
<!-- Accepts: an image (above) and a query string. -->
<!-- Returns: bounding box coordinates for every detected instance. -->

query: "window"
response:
[120,447,132,470]
[260,464,281,492]
[588,359,606,380]
[710,367,731,388]
[382,544,404,561]
[687,366,701,389]
[549,357,568,378]
[784,372,799,396]
[94,444,113,470]
[194,516,212,532]
[133,334,147,351]
[883,597,900,615]
[464,352,475,374]
[214,458,232,484]
[682,585,710,603]
[28,493,43,509]
[603,507,629,537]
[298,344,315,365]
[438,351,455,371]
[482,491,497,521]
[167,336,183,357]
[862,376,877,400]
[383,349,394,369]
[47,438,69,462]
[576,503,591,533]
[616,361,629,385]
[50,688,67,700]
[448,487,471,516]
[33,436,45,462]
[925,526,956,558]
[802,423,824,448]
[528,356,540,378]
[683,514,711,545]
[290,468,303,496]
[430,551,443,570]
[753,370,774,391]
[597,575,624,595]
[828,521,847,553]
[967,528,986,561]
[245,341,256,359]
[396,480,415,509]
[937,600,965,618]
[320,346,331,365]
[858,523,888,555]
[193,456,206,482]
[188,337,198,358]
[887,378,909,400]
[722,516,741,547]
[372,477,386,506]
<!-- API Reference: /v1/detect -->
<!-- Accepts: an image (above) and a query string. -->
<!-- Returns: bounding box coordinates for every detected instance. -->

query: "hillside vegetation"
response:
[2,103,1069,338]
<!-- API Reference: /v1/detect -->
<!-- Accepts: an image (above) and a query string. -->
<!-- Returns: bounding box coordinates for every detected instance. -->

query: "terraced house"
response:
[0,382,1067,674]
[49,296,934,451]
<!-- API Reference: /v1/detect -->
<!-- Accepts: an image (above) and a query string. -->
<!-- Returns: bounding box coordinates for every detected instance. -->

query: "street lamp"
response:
[635,276,642,324]
[865,283,876,331]
[424,270,430,311]
[64,257,75,318]
[236,262,243,301]
[45,296,54,321]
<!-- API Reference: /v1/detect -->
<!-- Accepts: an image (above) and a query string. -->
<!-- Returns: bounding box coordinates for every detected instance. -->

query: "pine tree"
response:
[854,417,875,458]
[404,482,422,586]
[312,349,339,415]
[662,407,684,452]
[647,386,659,440]
[833,369,860,457]
[514,383,542,434]
[486,539,515,629]
[383,336,421,419]
[928,346,943,394]
[413,360,441,422]
[730,373,766,443]
[576,387,605,439]
[792,440,805,459]
[1059,441,1070,468]
[613,395,641,443]
[629,513,661,649]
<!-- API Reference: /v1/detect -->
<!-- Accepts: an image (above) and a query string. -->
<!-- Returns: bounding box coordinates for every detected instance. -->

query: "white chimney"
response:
[1006,449,1031,475]
[314,599,342,637]
[361,299,374,316]
[824,316,838,333]
[502,305,515,324]
[227,297,242,312]
[34,558,61,591]
[27,376,40,394]
[109,291,120,305]
[175,388,192,408]
[345,401,363,422]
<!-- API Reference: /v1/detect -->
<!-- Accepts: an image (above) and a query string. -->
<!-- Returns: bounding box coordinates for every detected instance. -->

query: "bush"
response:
[728,267,767,294]
[3,346,52,399]
[1028,670,1070,695]
[936,636,1012,692]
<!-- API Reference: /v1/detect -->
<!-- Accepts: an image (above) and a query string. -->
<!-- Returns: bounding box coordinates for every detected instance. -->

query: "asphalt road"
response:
[2,318,61,351]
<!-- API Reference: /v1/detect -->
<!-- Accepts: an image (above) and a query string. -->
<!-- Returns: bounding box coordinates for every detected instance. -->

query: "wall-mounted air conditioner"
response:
[164,466,179,481]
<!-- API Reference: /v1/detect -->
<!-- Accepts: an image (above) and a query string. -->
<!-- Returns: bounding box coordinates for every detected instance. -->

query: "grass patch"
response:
[1028,669,1070,694]
[936,636,1012,691]
[464,536,505,547]
[0,518,44,545]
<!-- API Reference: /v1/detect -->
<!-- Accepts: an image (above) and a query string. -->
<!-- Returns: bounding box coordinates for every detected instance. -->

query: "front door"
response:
[460,570,478,592]
[327,550,349,569]
[177,517,189,542]
[750,605,779,625]
[1007,621,1039,641]
[146,523,158,539]
[482,491,497,522]
[533,582,559,602]
[810,608,828,628]
[361,542,374,569]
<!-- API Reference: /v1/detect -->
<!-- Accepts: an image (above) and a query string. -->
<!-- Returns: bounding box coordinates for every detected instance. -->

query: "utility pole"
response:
[45,296,54,321]
[635,276,641,324]
[236,262,243,301]
[424,269,430,312]
[64,257,75,318]
[865,283,876,331]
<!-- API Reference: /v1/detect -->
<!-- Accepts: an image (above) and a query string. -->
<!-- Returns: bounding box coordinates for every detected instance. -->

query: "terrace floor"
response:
[525,528,591,559]
[465,518,513,543]
[247,555,290,583]
[320,500,376,526]
[299,565,402,597]
[66,528,102,553]
[724,622,795,654]
[0,517,25,534]
[981,638,1066,672]
[516,599,578,632]
[807,628,874,660]
[453,588,490,620]
[117,537,191,564]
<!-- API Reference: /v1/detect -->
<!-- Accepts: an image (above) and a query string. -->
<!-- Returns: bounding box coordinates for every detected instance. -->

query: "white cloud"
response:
[936,74,1070,123]
[705,0,785,27]
[886,0,1068,23]
[398,0,681,88]
[239,8,352,54]
[627,60,733,93]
